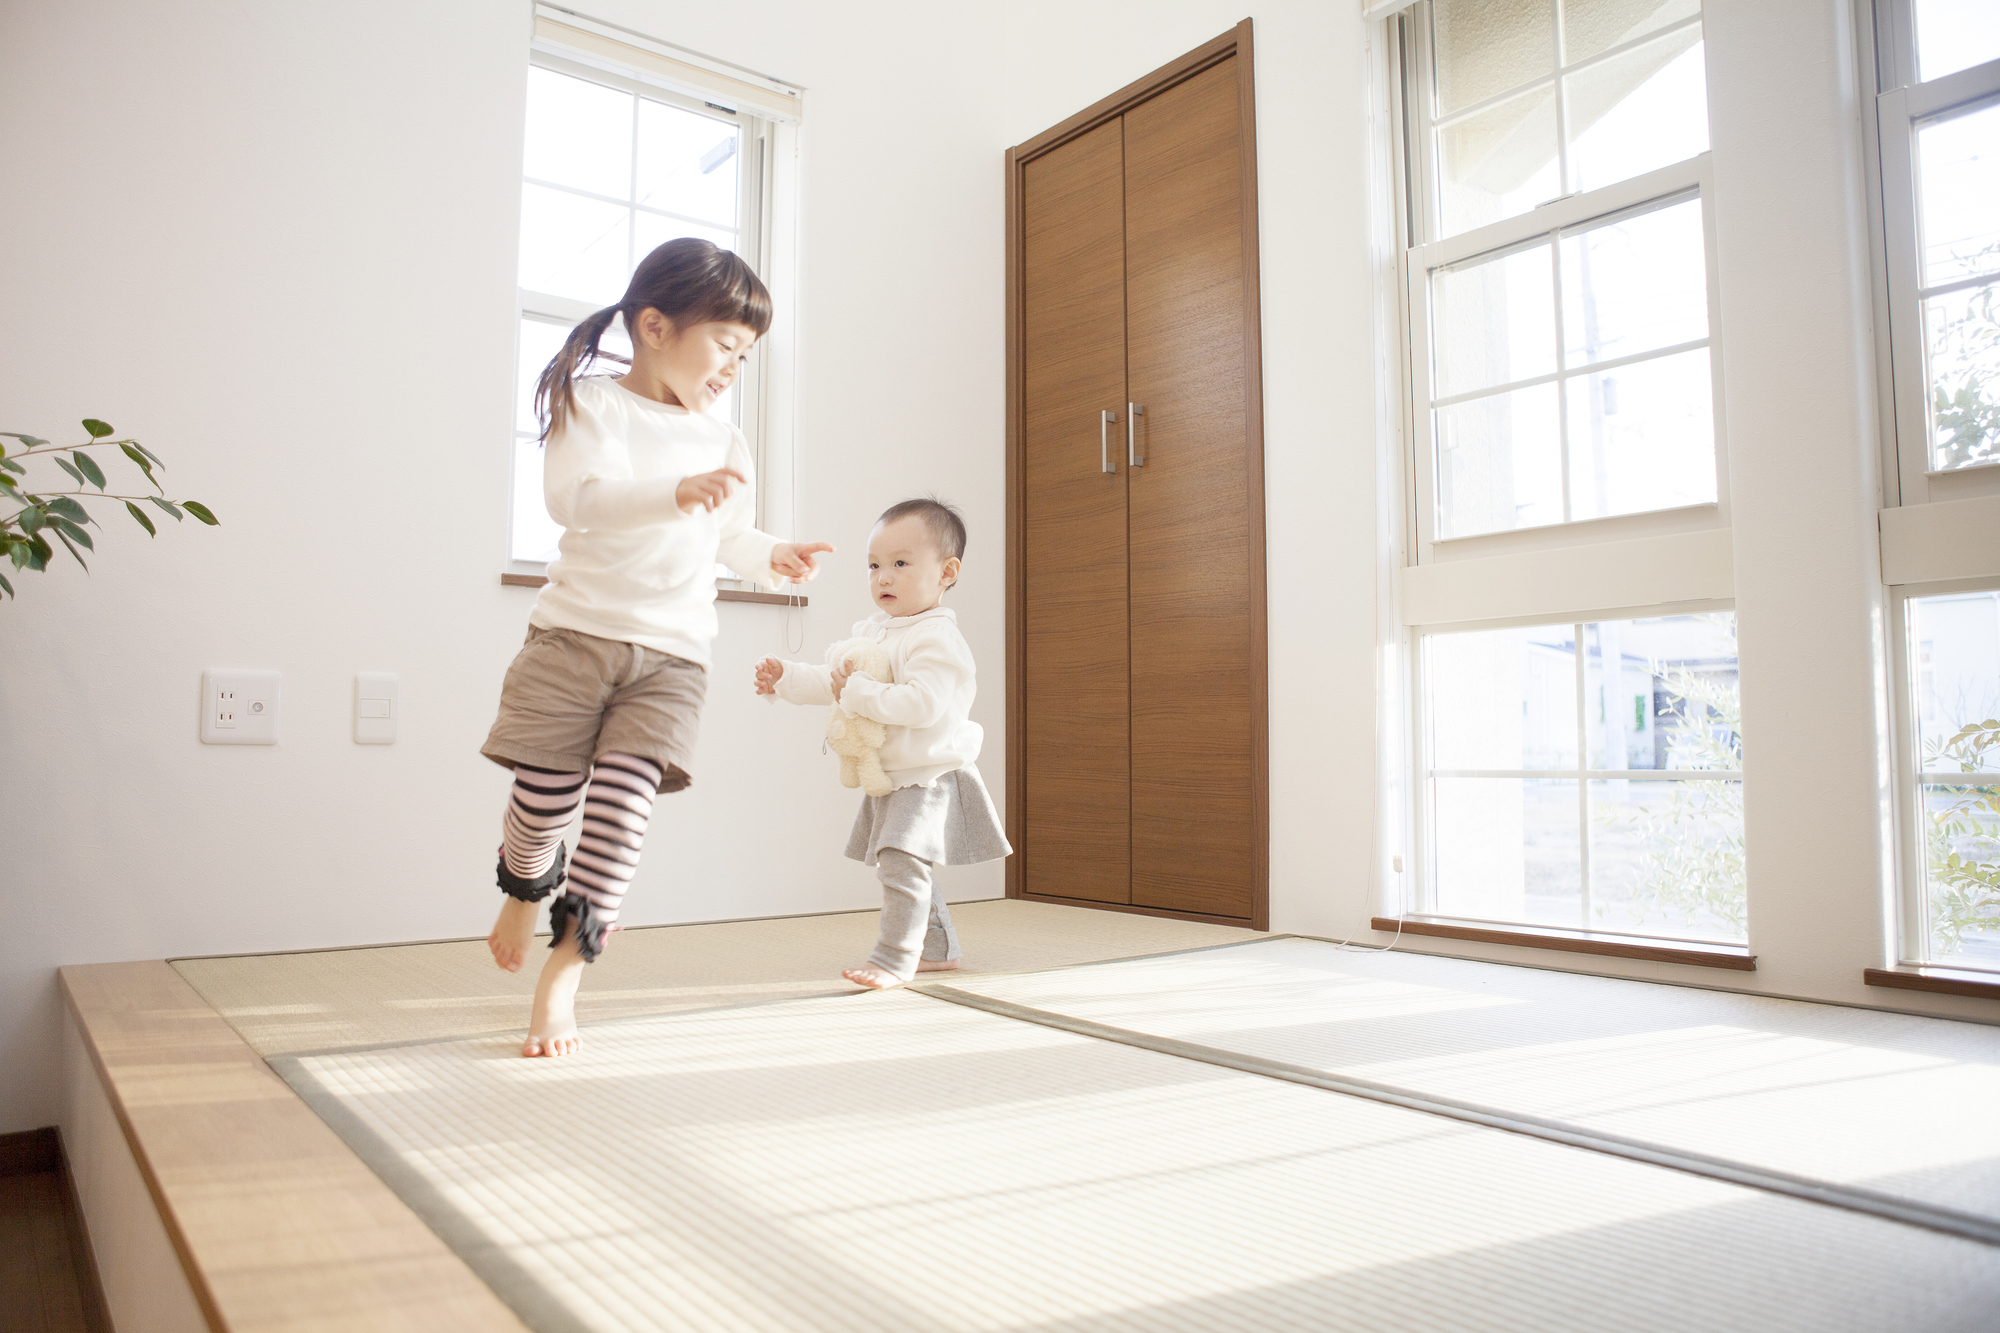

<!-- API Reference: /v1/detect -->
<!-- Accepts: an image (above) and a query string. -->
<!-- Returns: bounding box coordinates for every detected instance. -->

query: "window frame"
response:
[505,28,798,583]
[1399,1,1731,569]
[1408,599,1744,945]
[1867,1,2000,509]
[1886,575,2000,974]
[1385,3,1749,948]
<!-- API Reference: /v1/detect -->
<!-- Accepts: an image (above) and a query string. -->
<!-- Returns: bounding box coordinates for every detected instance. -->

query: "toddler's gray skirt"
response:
[846,764,1012,867]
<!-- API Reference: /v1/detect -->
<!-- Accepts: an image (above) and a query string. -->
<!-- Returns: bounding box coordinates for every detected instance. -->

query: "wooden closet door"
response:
[1122,56,1257,918]
[1019,117,1131,905]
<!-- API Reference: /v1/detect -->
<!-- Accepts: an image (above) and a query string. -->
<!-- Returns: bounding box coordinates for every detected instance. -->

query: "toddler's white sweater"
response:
[530,375,782,668]
[774,606,983,789]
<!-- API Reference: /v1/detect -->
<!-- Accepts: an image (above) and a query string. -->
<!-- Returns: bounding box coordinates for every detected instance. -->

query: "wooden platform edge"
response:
[59,961,531,1333]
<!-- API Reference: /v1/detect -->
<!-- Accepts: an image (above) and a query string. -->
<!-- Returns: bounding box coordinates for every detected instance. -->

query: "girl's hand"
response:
[754,657,783,695]
[771,541,835,583]
[830,659,851,701]
[676,467,746,514]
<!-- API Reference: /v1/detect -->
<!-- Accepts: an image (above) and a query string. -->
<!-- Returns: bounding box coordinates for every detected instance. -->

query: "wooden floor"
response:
[0,1172,93,1333]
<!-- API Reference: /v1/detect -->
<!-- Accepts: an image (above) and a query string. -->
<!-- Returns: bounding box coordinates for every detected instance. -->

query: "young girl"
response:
[755,498,1010,988]
[483,237,831,1057]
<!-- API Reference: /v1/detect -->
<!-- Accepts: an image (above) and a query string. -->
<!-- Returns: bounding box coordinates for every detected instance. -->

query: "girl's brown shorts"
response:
[480,624,707,793]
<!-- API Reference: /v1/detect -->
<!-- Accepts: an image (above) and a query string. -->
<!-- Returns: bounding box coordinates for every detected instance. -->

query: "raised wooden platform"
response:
[58,902,1262,1330]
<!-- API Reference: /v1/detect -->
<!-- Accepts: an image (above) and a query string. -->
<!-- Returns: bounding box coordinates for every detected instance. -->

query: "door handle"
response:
[1101,409,1119,474]
[1128,403,1146,467]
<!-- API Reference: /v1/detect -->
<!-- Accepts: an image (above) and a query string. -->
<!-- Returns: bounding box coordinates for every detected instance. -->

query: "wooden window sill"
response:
[1863,966,2000,1001]
[500,573,807,606]
[1371,916,1756,971]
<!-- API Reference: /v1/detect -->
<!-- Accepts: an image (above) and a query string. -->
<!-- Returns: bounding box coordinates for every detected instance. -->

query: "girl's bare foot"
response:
[524,932,586,1057]
[488,897,538,973]
[842,964,906,990]
[915,958,962,973]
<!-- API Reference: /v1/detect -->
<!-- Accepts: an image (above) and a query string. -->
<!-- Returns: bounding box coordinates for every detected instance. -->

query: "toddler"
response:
[755,498,1009,987]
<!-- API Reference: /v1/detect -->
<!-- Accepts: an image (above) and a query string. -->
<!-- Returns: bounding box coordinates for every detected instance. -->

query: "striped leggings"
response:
[498,753,661,962]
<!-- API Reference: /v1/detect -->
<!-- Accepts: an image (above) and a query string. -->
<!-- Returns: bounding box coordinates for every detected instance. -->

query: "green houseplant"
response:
[0,419,218,599]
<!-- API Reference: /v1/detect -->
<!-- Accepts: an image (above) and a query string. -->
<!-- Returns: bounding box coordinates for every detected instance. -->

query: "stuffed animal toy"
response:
[824,636,894,797]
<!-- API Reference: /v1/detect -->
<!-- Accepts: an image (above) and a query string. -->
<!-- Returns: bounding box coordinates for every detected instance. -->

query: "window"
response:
[1873,0,2000,504]
[1419,611,1743,943]
[1871,2,2000,973]
[1388,2,1743,945]
[1893,583,2000,972]
[507,9,800,576]
[1403,0,1722,554]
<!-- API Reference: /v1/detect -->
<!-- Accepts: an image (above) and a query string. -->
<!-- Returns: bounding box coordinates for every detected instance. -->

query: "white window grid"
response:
[1408,600,1743,944]
[1868,4,2000,508]
[1886,575,2000,973]
[1396,2,1731,566]
[507,52,777,579]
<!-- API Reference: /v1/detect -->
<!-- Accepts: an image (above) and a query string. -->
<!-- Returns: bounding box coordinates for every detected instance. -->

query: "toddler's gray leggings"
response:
[870,847,961,981]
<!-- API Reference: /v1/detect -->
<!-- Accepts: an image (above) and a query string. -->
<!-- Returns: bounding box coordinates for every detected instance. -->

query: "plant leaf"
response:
[146,497,184,522]
[52,516,93,550]
[0,433,49,447]
[0,456,23,475]
[18,507,46,537]
[131,440,165,469]
[0,569,11,598]
[72,452,106,490]
[53,527,87,570]
[124,501,157,537]
[26,534,51,571]
[53,456,86,487]
[118,442,160,490]
[182,500,219,526]
[45,496,90,525]
[0,473,17,493]
[81,419,113,439]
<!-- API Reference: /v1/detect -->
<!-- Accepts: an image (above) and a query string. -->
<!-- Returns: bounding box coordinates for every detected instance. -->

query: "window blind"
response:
[531,6,803,123]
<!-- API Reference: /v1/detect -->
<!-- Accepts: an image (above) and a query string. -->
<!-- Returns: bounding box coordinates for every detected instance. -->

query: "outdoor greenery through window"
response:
[1421,613,1743,942]
[512,60,753,567]
[1875,0,2000,484]
[1907,588,2000,970]
[1914,94,2000,472]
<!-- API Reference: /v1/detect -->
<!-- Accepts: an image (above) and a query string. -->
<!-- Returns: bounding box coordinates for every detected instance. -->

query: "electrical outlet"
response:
[201,669,280,745]
[355,672,397,744]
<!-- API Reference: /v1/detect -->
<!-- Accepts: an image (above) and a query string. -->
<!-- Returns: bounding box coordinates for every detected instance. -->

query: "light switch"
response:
[355,673,397,744]
[201,669,281,745]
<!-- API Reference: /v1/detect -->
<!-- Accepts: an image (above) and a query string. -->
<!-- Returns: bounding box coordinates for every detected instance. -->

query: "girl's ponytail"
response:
[534,304,622,443]
[531,237,773,444]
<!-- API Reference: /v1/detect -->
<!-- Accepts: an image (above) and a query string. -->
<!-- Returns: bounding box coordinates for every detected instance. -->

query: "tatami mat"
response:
[173,900,1263,1057]
[940,937,2000,1226]
[276,986,2000,1333]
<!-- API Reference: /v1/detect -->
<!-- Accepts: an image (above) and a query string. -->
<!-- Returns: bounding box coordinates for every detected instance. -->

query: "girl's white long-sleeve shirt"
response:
[773,606,983,789]
[529,375,783,668]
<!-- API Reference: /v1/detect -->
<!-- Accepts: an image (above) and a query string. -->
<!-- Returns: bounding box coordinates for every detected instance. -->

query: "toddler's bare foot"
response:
[915,958,962,973]
[843,964,906,990]
[488,897,538,973]
[524,934,586,1057]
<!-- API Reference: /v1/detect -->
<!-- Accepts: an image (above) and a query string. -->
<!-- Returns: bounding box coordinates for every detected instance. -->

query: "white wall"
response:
[2,0,1987,1133]
[0,0,1018,1133]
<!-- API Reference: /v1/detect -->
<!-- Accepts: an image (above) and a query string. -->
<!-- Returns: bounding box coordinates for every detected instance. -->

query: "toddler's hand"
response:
[753,656,783,695]
[676,467,746,514]
[771,541,835,583]
[831,659,851,701]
